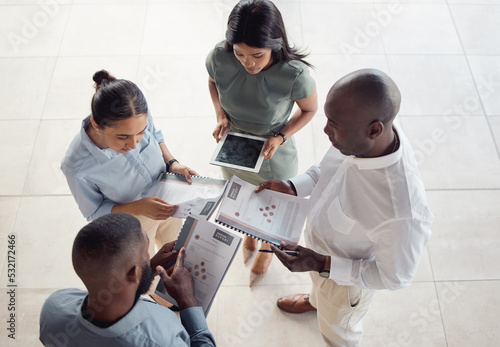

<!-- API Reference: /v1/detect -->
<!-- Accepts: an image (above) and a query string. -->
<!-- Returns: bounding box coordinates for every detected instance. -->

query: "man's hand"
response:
[255,179,297,196]
[157,248,198,310]
[150,241,178,276]
[271,242,327,273]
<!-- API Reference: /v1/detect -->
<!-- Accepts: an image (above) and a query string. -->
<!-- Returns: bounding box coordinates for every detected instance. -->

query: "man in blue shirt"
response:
[39,213,216,346]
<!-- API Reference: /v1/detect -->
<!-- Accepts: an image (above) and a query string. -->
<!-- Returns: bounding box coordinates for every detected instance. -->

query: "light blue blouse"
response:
[61,113,166,221]
[40,289,216,346]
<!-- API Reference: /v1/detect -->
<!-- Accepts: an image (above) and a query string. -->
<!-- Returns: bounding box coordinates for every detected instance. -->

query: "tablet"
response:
[209,132,267,173]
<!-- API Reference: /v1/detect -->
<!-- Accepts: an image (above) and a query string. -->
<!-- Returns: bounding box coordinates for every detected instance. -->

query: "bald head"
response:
[323,69,402,157]
[72,213,145,283]
[326,69,401,125]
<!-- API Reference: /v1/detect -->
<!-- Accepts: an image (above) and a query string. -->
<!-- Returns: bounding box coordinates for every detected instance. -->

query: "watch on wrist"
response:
[166,158,178,172]
[318,256,331,278]
[274,131,287,146]
[319,269,330,278]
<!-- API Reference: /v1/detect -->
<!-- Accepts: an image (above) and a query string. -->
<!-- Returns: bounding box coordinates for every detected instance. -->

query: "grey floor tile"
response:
[0,288,56,346]
[59,4,147,56]
[141,3,225,56]
[0,4,70,57]
[0,121,39,195]
[1,196,87,289]
[400,116,500,189]
[436,281,500,346]
[24,120,80,195]
[0,57,55,120]
[363,282,447,347]
[427,190,500,281]
[451,4,500,55]
[387,55,482,117]
[467,55,500,116]
[42,56,140,119]
[379,4,462,54]
[489,116,500,155]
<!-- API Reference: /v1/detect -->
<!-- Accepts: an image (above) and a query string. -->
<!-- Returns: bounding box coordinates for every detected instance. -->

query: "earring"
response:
[96,130,102,135]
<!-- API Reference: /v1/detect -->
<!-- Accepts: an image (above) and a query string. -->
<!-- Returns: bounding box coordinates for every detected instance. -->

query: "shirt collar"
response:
[76,295,150,338]
[350,127,403,170]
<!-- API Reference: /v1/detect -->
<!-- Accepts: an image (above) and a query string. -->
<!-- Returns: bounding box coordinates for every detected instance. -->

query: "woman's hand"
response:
[168,161,198,184]
[130,197,178,220]
[212,118,230,143]
[262,136,284,159]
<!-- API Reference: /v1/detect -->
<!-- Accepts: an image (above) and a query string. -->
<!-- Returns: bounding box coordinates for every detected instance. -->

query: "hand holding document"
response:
[154,216,241,316]
[215,176,310,247]
[145,173,228,219]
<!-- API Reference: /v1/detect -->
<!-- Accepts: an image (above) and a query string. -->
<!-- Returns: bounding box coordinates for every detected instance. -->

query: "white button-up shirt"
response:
[291,127,433,290]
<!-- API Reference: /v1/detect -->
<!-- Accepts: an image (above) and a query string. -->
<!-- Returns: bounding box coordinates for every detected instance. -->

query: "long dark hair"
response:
[224,0,312,68]
[90,70,148,128]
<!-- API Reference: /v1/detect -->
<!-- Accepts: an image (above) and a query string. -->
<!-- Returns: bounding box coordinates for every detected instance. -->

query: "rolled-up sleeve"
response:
[147,112,164,144]
[289,163,321,197]
[64,172,115,221]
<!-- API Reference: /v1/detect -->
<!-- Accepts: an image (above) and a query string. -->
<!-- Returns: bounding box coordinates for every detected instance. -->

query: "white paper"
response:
[145,173,228,219]
[215,176,310,246]
[154,217,241,316]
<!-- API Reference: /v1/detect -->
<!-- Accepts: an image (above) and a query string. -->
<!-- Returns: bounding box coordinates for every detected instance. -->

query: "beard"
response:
[135,261,154,299]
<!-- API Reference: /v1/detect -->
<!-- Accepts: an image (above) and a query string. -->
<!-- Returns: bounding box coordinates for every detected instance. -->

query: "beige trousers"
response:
[309,272,376,347]
[135,216,183,256]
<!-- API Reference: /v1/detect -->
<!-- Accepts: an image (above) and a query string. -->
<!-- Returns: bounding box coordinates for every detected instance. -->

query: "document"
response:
[215,176,310,247]
[154,216,241,316]
[145,173,228,219]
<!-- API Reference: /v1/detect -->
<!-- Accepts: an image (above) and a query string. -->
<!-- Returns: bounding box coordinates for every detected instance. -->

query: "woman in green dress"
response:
[206,0,317,286]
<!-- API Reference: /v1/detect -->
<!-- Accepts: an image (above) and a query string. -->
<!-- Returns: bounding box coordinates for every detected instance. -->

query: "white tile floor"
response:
[0,0,499,346]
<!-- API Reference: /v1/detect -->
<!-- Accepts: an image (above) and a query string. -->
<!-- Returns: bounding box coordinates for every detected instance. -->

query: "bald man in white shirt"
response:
[256,69,434,347]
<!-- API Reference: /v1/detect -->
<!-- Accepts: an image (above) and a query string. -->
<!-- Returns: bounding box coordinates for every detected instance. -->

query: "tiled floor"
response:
[1,0,499,346]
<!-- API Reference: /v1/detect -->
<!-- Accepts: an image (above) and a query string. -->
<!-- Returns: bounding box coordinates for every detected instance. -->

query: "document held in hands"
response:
[154,216,241,316]
[215,176,310,247]
[145,173,228,219]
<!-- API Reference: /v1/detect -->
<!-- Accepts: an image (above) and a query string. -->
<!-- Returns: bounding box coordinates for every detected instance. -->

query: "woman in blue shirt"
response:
[62,70,197,255]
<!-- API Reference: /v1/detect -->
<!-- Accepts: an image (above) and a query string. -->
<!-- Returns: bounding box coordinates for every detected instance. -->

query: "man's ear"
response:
[126,265,140,284]
[368,121,384,139]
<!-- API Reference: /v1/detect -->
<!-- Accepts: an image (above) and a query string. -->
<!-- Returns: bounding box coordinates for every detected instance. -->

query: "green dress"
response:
[206,42,316,185]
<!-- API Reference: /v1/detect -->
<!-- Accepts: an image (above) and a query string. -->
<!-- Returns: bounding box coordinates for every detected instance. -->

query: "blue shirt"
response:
[39,289,216,347]
[61,114,166,221]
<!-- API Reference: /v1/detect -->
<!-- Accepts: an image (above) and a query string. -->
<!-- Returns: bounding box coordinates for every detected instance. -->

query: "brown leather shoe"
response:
[277,293,317,313]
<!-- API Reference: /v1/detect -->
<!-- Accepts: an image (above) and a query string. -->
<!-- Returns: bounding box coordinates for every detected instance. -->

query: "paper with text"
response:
[215,176,309,246]
[145,173,228,219]
[154,216,241,316]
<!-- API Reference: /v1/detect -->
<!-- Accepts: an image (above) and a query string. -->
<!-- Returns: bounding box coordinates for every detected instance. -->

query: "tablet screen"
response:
[210,132,267,172]
[216,133,264,168]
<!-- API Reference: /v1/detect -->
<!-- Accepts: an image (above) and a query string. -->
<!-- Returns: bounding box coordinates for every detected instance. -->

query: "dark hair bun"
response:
[92,70,116,90]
